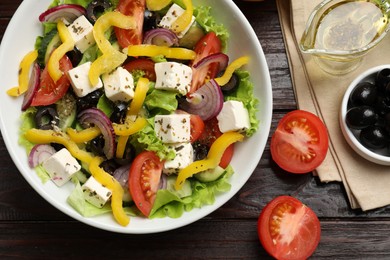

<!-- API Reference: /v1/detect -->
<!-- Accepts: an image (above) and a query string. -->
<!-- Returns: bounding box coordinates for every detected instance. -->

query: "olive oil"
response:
[314,1,388,51]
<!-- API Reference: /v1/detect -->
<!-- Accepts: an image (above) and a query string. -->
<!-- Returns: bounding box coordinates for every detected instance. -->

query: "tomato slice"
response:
[115,0,145,49]
[190,114,205,143]
[198,117,234,168]
[258,196,321,260]
[129,151,163,217]
[270,110,329,174]
[123,58,156,81]
[30,55,73,107]
[190,32,222,93]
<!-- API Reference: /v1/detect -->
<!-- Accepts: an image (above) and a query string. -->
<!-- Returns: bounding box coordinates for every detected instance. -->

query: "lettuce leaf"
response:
[144,89,178,116]
[19,107,37,153]
[149,165,234,218]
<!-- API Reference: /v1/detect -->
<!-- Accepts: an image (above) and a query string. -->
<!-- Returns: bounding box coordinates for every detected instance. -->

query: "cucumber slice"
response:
[179,22,205,49]
[166,175,192,198]
[44,33,61,65]
[56,92,77,132]
[195,166,226,182]
[37,29,59,67]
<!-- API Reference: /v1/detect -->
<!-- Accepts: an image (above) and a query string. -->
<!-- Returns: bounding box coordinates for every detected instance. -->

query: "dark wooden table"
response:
[2,0,390,259]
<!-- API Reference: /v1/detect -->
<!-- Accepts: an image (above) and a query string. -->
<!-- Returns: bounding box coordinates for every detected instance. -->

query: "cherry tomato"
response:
[258,196,321,260]
[190,32,222,93]
[30,55,73,107]
[270,110,328,174]
[114,0,145,49]
[198,117,234,168]
[190,114,205,143]
[128,151,164,217]
[123,58,156,81]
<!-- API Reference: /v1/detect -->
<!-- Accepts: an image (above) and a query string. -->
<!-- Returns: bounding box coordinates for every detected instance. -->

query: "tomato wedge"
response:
[190,114,205,143]
[190,32,222,93]
[115,0,146,49]
[30,55,73,107]
[258,196,321,260]
[270,110,329,174]
[198,117,234,168]
[129,151,163,217]
[123,58,156,81]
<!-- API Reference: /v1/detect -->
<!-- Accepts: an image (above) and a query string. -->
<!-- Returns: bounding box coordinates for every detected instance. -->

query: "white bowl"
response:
[340,65,390,165]
[0,1,273,233]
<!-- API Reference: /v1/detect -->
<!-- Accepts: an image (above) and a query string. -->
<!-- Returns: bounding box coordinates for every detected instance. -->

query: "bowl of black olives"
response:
[340,65,390,165]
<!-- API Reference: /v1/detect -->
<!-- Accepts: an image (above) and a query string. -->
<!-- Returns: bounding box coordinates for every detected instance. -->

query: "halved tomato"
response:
[115,0,146,49]
[270,110,329,174]
[258,196,321,260]
[123,58,156,81]
[128,151,163,217]
[190,32,222,93]
[30,55,73,107]
[198,117,234,168]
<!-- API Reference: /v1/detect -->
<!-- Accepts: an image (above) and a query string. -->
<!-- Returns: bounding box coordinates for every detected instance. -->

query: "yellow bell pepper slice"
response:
[214,56,250,86]
[115,77,150,158]
[146,0,172,11]
[47,20,75,83]
[7,50,38,97]
[175,131,244,190]
[24,129,94,164]
[172,0,193,34]
[127,44,196,60]
[113,117,148,136]
[66,126,101,143]
[89,157,129,226]
[89,11,136,86]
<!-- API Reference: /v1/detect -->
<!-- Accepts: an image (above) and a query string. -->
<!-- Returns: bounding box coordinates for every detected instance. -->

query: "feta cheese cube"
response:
[102,67,135,102]
[67,15,95,53]
[159,4,196,38]
[164,142,194,174]
[155,62,192,95]
[82,176,112,208]
[216,100,251,133]
[67,61,103,97]
[154,114,191,143]
[42,148,81,187]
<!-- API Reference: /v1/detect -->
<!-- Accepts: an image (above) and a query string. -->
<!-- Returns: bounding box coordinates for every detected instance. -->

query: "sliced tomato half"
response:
[270,110,329,174]
[115,0,146,48]
[190,32,222,93]
[128,151,163,217]
[258,196,321,260]
[30,55,73,107]
[123,58,156,81]
[198,117,234,168]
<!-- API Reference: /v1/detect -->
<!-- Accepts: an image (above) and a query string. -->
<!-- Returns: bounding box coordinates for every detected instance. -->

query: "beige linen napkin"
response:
[276,0,390,210]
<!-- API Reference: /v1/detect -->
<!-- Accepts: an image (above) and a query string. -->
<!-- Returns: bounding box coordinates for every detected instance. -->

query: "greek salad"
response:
[8,0,259,226]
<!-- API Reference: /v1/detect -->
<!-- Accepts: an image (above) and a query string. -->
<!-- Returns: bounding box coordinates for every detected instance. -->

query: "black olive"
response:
[50,143,65,151]
[35,106,59,130]
[110,102,129,124]
[360,125,388,150]
[193,142,209,161]
[86,0,112,24]
[115,143,136,166]
[76,89,104,112]
[375,96,390,117]
[349,81,377,107]
[87,135,105,156]
[346,106,378,129]
[66,49,83,67]
[99,159,119,175]
[219,71,240,93]
[376,68,390,93]
[143,10,161,32]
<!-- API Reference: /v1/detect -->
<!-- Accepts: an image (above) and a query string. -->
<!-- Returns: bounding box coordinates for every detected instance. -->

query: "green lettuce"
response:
[19,107,37,153]
[149,165,234,218]
[144,89,178,115]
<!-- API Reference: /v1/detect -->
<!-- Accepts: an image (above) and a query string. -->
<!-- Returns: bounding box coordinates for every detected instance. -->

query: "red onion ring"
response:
[28,144,56,168]
[178,79,224,121]
[78,108,116,160]
[113,164,131,188]
[22,62,41,111]
[143,28,179,47]
[192,53,229,72]
[39,4,87,23]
